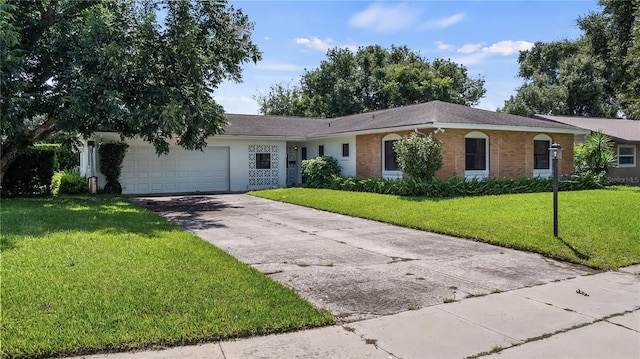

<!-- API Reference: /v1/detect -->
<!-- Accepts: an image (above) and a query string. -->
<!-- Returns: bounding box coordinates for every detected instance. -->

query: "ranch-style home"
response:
[80,100,588,195]
[535,114,640,186]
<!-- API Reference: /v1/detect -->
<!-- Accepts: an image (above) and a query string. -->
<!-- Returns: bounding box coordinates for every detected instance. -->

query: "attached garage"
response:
[119,146,230,194]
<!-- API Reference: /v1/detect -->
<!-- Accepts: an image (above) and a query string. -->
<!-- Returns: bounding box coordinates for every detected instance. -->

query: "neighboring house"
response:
[80,101,588,195]
[534,115,640,186]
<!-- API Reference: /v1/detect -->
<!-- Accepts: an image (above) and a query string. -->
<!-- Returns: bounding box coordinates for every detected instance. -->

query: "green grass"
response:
[251,186,640,269]
[1,196,333,359]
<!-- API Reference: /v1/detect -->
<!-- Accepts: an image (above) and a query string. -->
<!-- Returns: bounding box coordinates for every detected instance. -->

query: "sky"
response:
[215,0,603,115]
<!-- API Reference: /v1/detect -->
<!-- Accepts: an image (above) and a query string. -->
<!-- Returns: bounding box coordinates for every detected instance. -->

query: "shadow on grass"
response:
[1,195,236,248]
[557,236,590,261]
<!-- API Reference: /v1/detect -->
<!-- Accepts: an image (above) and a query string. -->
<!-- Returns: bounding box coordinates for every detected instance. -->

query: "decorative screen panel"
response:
[248,145,279,188]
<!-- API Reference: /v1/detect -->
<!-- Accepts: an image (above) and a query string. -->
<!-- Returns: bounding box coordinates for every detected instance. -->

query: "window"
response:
[465,138,487,170]
[532,134,553,177]
[534,140,551,169]
[381,134,402,179]
[384,139,399,171]
[301,147,307,160]
[318,145,324,156]
[465,132,489,178]
[342,143,350,157]
[618,145,636,167]
[256,153,271,169]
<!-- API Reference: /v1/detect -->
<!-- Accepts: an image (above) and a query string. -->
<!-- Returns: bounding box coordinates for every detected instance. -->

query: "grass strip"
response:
[251,186,640,269]
[1,196,333,359]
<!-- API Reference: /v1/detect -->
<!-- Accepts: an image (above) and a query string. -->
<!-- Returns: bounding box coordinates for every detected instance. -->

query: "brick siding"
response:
[356,129,575,179]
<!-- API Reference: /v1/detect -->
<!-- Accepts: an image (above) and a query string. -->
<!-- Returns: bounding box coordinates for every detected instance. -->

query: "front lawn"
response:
[0,196,333,359]
[252,186,640,269]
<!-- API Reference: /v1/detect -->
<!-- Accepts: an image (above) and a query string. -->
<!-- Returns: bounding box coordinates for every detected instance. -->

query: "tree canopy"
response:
[255,45,486,118]
[0,0,261,180]
[499,0,639,119]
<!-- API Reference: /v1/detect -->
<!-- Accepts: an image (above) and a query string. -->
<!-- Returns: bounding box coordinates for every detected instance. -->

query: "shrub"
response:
[1,146,55,197]
[51,170,89,195]
[574,130,614,182]
[301,156,341,188]
[98,141,129,194]
[394,132,443,181]
[35,143,79,171]
[327,174,603,198]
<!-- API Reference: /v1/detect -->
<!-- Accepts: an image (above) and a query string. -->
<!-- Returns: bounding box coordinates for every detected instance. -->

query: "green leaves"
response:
[394,132,443,181]
[574,130,615,180]
[1,0,261,179]
[301,156,342,188]
[256,45,486,118]
[501,1,639,119]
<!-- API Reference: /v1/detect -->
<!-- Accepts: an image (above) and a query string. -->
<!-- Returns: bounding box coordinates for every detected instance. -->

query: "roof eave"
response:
[430,122,590,135]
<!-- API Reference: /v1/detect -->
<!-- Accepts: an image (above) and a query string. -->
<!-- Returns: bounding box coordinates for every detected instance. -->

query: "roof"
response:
[225,101,584,138]
[224,113,327,138]
[534,114,640,143]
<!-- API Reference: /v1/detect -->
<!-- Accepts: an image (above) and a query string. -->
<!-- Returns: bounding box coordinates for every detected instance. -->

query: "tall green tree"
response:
[500,0,639,119]
[256,45,486,118]
[0,0,261,181]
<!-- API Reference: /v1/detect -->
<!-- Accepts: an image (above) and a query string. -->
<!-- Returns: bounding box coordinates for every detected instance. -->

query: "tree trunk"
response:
[0,144,21,186]
[1,118,58,185]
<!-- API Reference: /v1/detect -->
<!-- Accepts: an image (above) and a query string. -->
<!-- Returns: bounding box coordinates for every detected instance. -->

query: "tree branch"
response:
[21,0,100,53]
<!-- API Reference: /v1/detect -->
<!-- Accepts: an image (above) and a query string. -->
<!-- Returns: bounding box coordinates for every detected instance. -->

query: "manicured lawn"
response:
[1,196,333,359]
[252,186,640,269]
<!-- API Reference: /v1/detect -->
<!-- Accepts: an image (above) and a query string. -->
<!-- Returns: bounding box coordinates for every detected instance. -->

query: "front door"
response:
[286,146,299,186]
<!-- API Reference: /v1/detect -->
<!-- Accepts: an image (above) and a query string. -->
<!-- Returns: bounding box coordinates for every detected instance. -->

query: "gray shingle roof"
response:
[534,115,640,143]
[224,113,327,137]
[224,101,583,138]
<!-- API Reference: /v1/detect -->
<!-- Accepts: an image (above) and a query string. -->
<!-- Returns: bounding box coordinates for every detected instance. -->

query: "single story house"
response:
[80,100,588,195]
[534,114,640,186]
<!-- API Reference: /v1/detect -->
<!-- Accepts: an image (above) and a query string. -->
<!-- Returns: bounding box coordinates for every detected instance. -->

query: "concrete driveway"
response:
[132,194,594,322]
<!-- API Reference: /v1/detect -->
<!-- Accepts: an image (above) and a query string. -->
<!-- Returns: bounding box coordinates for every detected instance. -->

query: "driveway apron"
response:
[132,194,594,322]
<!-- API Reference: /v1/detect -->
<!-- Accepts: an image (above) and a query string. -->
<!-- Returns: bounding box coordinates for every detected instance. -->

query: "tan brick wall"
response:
[355,130,414,177]
[356,129,575,179]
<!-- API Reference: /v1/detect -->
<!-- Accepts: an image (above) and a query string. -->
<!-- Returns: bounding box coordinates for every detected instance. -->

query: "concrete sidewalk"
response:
[71,268,639,359]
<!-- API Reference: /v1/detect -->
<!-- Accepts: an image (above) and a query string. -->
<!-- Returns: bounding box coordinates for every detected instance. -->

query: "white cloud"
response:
[449,52,490,66]
[349,3,419,34]
[422,13,465,29]
[481,40,534,56]
[214,95,258,114]
[295,37,357,53]
[435,41,453,51]
[255,61,303,72]
[295,37,334,52]
[457,43,483,54]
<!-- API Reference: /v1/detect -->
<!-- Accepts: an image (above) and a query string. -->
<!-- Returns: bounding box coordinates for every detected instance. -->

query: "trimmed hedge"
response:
[1,146,56,197]
[98,141,129,194]
[326,174,604,198]
[36,144,80,171]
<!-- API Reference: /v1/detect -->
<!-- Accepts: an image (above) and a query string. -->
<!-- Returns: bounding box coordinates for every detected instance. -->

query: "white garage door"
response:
[120,146,230,194]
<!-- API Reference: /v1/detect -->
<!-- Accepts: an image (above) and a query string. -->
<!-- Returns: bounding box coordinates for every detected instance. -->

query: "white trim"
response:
[431,122,590,135]
[465,131,489,179]
[382,134,403,180]
[533,134,553,178]
[617,144,636,168]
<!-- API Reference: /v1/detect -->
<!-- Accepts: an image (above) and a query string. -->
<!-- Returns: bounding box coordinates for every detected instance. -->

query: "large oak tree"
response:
[500,0,639,119]
[256,45,486,118]
[0,0,261,181]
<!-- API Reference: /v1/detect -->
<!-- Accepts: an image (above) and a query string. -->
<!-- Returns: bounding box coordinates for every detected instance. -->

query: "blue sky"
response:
[215,0,602,115]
